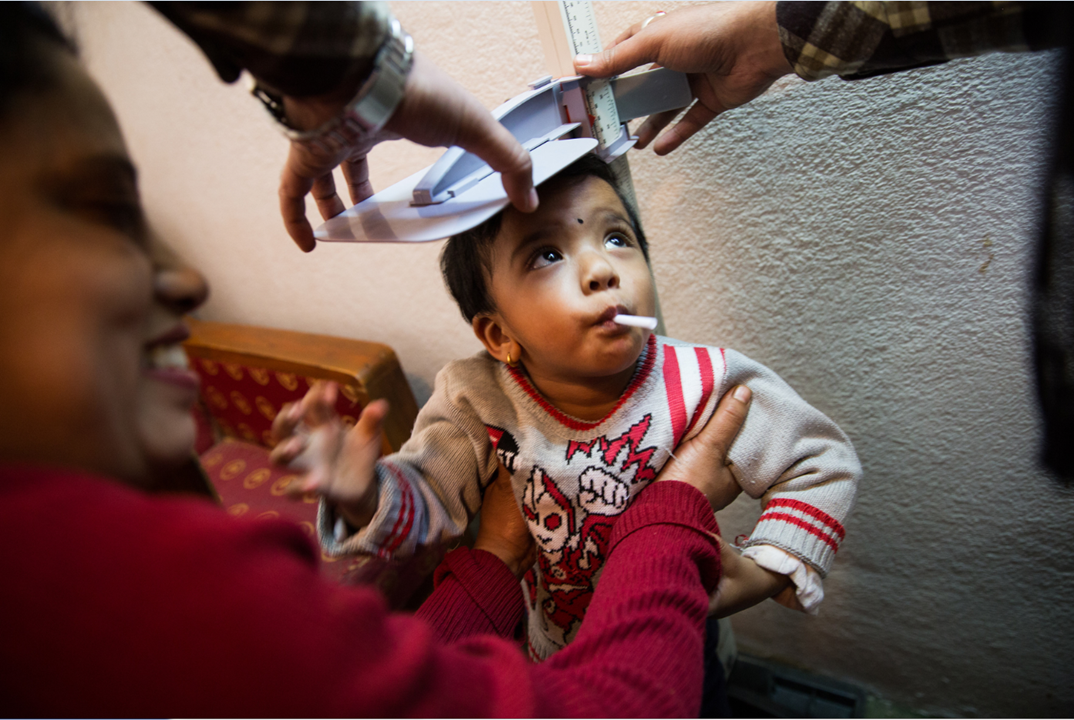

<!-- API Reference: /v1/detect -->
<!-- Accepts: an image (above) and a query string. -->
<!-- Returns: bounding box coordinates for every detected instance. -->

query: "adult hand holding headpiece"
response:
[275,48,539,252]
[154,2,538,253]
[573,2,792,155]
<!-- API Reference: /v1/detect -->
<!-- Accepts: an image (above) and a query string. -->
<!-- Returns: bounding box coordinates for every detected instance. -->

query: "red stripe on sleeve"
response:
[383,463,415,555]
[663,346,687,445]
[683,347,716,437]
[766,498,846,540]
[757,512,840,553]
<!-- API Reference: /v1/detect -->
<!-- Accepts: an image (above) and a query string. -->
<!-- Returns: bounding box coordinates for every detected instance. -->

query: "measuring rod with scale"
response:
[552,0,621,150]
[314,1,691,243]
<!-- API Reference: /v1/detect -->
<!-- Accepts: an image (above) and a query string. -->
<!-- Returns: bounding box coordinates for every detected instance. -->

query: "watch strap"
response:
[252,16,414,156]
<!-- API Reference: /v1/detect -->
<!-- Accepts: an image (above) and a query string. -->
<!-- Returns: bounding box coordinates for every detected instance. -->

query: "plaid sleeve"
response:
[777,1,1063,82]
[148,1,390,96]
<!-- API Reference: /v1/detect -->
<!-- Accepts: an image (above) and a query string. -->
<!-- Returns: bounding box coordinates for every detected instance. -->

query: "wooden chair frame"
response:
[183,318,419,455]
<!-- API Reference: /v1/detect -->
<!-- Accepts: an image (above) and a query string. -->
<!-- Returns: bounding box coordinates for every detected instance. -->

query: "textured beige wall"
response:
[66,2,1073,715]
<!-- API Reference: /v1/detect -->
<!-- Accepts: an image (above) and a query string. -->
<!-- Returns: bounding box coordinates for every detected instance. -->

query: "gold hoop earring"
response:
[506,351,513,366]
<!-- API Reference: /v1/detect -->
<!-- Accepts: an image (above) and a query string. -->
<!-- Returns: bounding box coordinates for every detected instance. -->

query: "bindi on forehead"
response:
[577,218,583,224]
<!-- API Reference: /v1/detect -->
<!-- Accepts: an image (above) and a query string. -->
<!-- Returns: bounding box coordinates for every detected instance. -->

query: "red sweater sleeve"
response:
[534,481,722,716]
[1,467,718,717]
[415,547,525,642]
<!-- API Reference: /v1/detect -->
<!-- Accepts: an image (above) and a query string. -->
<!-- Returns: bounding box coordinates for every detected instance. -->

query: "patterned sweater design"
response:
[321,335,861,660]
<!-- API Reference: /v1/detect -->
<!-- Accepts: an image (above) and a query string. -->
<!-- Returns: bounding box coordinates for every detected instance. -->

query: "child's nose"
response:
[589,273,620,291]
[582,253,620,293]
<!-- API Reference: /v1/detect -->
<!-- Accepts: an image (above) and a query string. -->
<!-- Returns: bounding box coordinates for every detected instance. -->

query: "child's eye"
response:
[531,248,563,269]
[605,233,632,249]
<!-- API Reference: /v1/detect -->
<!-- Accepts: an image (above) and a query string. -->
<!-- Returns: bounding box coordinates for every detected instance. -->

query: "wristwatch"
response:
[251,16,414,156]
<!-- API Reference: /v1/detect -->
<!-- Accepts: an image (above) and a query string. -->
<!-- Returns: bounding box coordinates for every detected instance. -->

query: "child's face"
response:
[483,175,655,383]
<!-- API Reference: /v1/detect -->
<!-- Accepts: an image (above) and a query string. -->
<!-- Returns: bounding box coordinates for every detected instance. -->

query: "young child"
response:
[274,154,861,661]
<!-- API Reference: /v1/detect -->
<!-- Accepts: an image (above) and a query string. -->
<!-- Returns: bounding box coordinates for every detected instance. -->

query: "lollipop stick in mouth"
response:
[613,314,658,330]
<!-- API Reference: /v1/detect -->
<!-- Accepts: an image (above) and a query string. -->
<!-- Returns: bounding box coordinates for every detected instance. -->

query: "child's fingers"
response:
[317,400,388,503]
[335,401,388,478]
[282,473,317,498]
[303,381,339,426]
[269,434,309,466]
[273,384,326,442]
[354,399,389,441]
[296,383,322,423]
[287,381,333,429]
[302,464,330,493]
[270,401,303,443]
[279,458,334,499]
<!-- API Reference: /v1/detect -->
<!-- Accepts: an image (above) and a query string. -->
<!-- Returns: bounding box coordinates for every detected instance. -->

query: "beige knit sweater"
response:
[321,334,860,660]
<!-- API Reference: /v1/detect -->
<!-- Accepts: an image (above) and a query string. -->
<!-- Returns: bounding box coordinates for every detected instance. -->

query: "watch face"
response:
[251,85,291,128]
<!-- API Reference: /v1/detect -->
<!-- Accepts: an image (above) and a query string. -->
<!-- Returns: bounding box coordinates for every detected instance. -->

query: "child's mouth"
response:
[596,305,629,322]
[595,305,633,332]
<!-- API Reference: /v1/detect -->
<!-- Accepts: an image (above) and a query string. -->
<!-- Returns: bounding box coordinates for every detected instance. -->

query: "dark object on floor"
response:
[1034,4,1074,483]
[700,616,732,717]
[725,654,865,718]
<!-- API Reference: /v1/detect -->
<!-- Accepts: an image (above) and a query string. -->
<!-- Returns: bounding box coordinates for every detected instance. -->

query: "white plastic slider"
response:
[613,314,658,330]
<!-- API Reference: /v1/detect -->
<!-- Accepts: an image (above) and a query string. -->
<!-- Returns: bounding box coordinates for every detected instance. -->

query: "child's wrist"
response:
[336,490,378,530]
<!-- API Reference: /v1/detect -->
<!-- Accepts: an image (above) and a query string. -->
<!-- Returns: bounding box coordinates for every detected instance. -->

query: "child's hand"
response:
[709,536,792,618]
[269,381,388,530]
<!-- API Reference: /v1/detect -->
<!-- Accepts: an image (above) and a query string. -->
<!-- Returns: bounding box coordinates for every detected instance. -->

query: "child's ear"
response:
[472,315,521,365]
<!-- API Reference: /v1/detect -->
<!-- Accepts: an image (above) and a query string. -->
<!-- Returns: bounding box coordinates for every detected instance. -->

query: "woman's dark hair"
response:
[0,3,77,120]
[440,152,649,322]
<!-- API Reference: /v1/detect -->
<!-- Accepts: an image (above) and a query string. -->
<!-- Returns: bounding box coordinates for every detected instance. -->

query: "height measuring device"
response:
[314,1,691,243]
[542,0,621,150]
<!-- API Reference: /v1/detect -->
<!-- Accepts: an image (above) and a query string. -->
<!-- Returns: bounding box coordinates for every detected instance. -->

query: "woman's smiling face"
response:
[0,40,204,485]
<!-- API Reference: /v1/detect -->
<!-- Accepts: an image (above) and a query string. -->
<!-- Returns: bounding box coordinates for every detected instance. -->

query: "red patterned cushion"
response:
[200,439,320,532]
[191,358,366,449]
[200,439,440,606]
